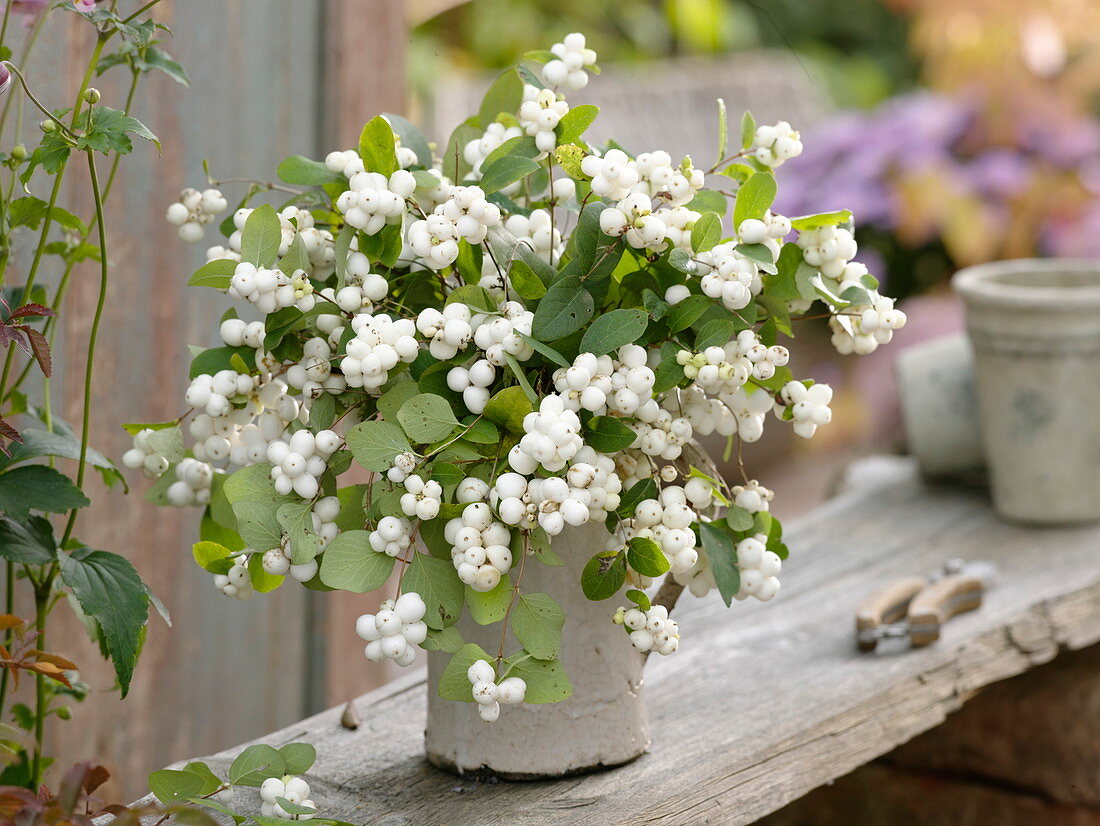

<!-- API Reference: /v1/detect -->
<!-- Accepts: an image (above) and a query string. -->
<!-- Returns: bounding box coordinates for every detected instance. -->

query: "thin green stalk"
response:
[0,8,50,142]
[59,147,108,547]
[29,575,50,786]
[0,0,14,58]
[121,0,163,24]
[0,561,13,717]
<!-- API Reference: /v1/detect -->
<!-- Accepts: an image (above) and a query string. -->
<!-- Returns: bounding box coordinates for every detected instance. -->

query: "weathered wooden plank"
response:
[35,0,324,800]
[155,457,1100,825]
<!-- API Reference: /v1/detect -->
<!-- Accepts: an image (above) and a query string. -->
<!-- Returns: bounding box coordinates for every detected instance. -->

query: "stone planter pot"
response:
[954,259,1100,523]
[424,520,650,778]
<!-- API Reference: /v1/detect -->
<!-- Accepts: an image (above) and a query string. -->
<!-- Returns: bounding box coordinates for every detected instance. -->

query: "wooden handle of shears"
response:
[906,574,984,647]
[855,576,927,651]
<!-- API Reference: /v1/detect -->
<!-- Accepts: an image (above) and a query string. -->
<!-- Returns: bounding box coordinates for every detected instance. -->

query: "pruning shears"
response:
[856,559,997,652]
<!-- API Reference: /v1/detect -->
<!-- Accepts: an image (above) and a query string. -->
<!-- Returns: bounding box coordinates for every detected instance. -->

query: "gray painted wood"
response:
[153,456,1100,825]
[14,0,326,798]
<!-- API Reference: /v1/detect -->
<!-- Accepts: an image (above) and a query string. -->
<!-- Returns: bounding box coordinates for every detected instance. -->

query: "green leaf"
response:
[716,98,728,166]
[319,531,395,592]
[512,593,564,660]
[580,550,626,600]
[231,501,282,551]
[346,421,411,472]
[144,425,184,463]
[188,345,255,379]
[397,393,460,443]
[384,113,433,167]
[578,308,648,357]
[192,540,233,574]
[502,352,538,405]
[438,643,492,702]
[482,386,533,435]
[736,242,777,274]
[277,502,322,565]
[667,294,712,333]
[733,172,777,227]
[404,553,465,630]
[691,211,723,253]
[239,204,281,268]
[626,536,670,577]
[229,744,285,787]
[626,588,651,611]
[188,258,236,289]
[77,106,159,154]
[376,380,420,422]
[482,134,540,171]
[276,155,343,186]
[422,625,464,653]
[509,259,547,301]
[180,761,223,796]
[479,70,523,128]
[279,743,316,775]
[149,769,206,803]
[0,465,89,520]
[442,120,481,182]
[685,189,728,215]
[695,318,739,350]
[726,506,755,531]
[479,155,540,195]
[699,521,739,606]
[583,416,636,453]
[616,478,657,520]
[740,110,756,151]
[358,115,398,176]
[0,515,55,564]
[642,289,670,320]
[532,276,593,341]
[555,104,598,144]
[278,234,310,277]
[517,332,568,367]
[0,427,121,475]
[466,577,512,625]
[142,45,190,85]
[57,548,149,695]
[503,653,572,703]
[789,209,853,231]
[445,284,496,313]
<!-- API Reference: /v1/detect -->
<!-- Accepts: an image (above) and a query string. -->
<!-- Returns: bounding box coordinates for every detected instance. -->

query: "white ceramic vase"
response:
[424,520,650,778]
[954,259,1100,523]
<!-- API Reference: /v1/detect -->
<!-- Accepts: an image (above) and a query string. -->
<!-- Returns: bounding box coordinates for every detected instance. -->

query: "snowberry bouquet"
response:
[132,32,906,723]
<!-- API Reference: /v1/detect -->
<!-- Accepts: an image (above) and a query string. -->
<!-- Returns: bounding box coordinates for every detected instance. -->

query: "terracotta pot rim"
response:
[953,258,1100,309]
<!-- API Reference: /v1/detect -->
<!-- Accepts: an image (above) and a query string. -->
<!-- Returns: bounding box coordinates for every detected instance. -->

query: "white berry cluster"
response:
[186,370,255,418]
[663,206,701,251]
[796,224,858,280]
[213,554,252,601]
[400,474,443,520]
[509,394,583,473]
[340,314,419,392]
[552,346,655,417]
[633,151,704,207]
[696,239,780,311]
[417,303,474,360]
[493,472,588,536]
[385,451,418,484]
[738,211,792,244]
[777,381,833,439]
[581,149,640,200]
[751,121,804,168]
[261,496,341,581]
[629,405,693,461]
[165,187,228,243]
[285,337,346,402]
[599,193,667,251]
[542,32,597,90]
[407,186,501,268]
[368,515,414,557]
[519,85,569,154]
[503,209,562,263]
[445,503,513,591]
[336,169,415,235]
[613,604,679,655]
[468,659,527,722]
[731,479,773,513]
[259,775,316,821]
[229,262,315,316]
[735,533,782,601]
[629,486,699,573]
[356,592,428,667]
[320,252,389,316]
[464,122,523,180]
[165,457,214,507]
[121,428,170,479]
[447,357,496,414]
[470,301,535,366]
[266,429,341,498]
[219,317,267,350]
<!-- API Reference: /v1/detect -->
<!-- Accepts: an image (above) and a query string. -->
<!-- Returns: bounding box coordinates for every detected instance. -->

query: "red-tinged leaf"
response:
[82,764,110,795]
[9,303,56,320]
[24,327,51,377]
[24,660,71,687]
[30,650,79,671]
[0,325,30,356]
[0,787,39,818]
[0,615,25,633]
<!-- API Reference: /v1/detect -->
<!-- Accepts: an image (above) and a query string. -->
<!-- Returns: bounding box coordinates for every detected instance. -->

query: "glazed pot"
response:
[424,520,650,778]
[954,259,1100,523]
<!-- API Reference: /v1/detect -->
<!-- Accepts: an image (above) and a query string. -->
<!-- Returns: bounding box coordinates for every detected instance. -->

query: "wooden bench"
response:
[163,456,1100,824]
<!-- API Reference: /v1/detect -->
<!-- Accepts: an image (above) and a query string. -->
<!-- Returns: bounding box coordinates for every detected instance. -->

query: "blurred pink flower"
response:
[3,0,48,20]
[73,0,96,11]
[0,65,9,97]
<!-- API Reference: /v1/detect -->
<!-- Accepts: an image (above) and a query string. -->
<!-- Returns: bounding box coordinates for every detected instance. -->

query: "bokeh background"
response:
[15,0,1098,800]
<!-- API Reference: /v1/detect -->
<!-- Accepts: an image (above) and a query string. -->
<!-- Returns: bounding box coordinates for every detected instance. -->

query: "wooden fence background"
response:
[8,0,828,800]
